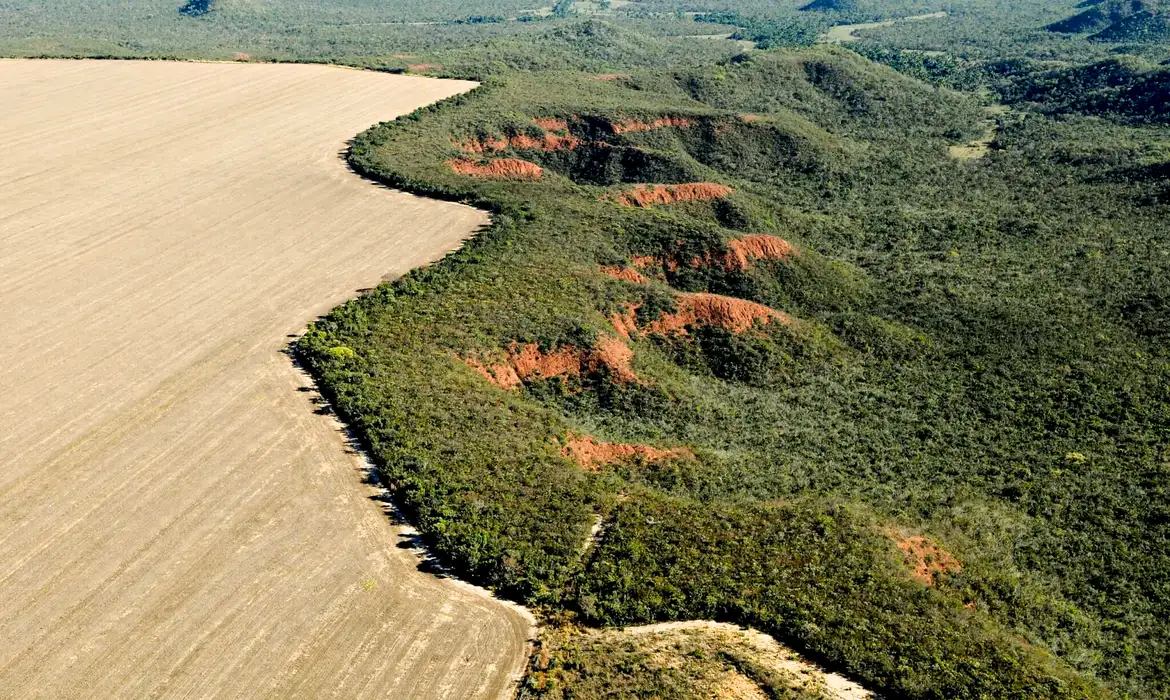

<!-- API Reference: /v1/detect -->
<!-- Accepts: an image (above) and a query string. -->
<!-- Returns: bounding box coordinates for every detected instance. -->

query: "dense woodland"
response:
[5,1,1168,698]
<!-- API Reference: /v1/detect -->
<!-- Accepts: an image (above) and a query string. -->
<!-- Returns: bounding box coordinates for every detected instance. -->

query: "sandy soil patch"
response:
[0,59,530,699]
[622,621,875,700]
[949,104,1008,161]
[821,12,948,43]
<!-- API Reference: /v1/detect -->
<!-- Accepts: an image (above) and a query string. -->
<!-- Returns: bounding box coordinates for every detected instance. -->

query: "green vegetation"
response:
[994,55,1170,124]
[292,34,1170,699]
[7,1,1168,697]
[1047,0,1170,43]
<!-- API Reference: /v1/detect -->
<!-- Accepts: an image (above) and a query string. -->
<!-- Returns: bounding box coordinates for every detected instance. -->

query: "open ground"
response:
[0,60,532,699]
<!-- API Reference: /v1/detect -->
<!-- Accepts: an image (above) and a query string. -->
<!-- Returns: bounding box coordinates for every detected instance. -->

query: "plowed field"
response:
[0,60,531,699]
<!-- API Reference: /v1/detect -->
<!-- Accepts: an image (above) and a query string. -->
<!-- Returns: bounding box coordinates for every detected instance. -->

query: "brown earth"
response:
[509,131,582,151]
[599,265,648,283]
[630,254,666,269]
[610,305,640,340]
[723,234,798,270]
[680,234,798,272]
[449,157,544,180]
[645,293,791,335]
[561,435,694,470]
[589,336,637,383]
[885,530,963,586]
[463,338,636,389]
[407,63,445,72]
[610,116,695,134]
[611,183,733,207]
[532,117,571,132]
[0,59,532,700]
[458,130,581,154]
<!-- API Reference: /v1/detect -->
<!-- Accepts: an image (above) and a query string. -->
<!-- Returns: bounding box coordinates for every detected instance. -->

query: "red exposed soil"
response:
[448,158,544,180]
[611,183,733,208]
[562,434,694,471]
[532,117,571,132]
[463,357,523,390]
[599,265,648,284]
[885,530,963,587]
[610,116,695,134]
[645,293,791,336]
[689,235,798,272]
[609,304,639,340]
[463,338,637,390]
[511,343,581,379]
[726,235,797,268]
[458,131,581,154]
[510,131,582,151]
[407,64,444,72]
[632,235,797,275]
[457,136,509,154]
[588,336,637,383]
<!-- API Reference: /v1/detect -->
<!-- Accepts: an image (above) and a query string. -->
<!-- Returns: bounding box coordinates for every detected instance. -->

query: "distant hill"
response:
[997,56,1170,123]
[1046,0,1152,33]
[799,0,860,11]
[1092,6,1170,39]
[1046,0,1170,42]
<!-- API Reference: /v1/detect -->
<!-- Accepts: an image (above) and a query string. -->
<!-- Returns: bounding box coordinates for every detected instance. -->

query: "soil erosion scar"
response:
[0,60,531,699]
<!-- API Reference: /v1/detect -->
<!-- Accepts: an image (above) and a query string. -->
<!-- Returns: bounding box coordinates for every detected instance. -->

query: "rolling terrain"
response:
[0,60,531,699]
[298,44,1170,699]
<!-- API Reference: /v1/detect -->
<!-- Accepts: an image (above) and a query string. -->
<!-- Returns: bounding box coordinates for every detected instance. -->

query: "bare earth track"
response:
[0,60,532,699]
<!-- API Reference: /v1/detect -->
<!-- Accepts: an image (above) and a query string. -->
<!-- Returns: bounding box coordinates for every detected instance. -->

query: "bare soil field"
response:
[0,59,532,699]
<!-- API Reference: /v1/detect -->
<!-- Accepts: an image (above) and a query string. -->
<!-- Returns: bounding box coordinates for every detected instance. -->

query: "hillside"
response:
[996,56,1170,124]
[1047,0,1170,41]
[298,42,1170,700]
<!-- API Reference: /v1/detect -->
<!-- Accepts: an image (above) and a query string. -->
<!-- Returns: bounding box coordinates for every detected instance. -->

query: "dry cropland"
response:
[0,60,532,699]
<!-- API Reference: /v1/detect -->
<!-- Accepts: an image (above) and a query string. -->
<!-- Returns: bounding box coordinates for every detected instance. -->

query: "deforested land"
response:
[0,60,531,699]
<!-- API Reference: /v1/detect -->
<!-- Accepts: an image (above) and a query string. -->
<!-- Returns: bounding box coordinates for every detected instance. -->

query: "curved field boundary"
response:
[0,59,531,699]
[820,11,948,43]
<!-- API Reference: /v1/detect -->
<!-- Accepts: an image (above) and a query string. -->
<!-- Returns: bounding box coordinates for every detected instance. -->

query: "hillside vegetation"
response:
[296,41,1170,699]
[995,55,1170,124]
[1047,0,1170,42]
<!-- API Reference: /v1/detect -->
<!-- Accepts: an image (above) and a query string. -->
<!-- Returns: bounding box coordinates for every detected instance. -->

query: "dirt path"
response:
[950,103,1009,161]
[820,11,947,43]
[0,59,532,699]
